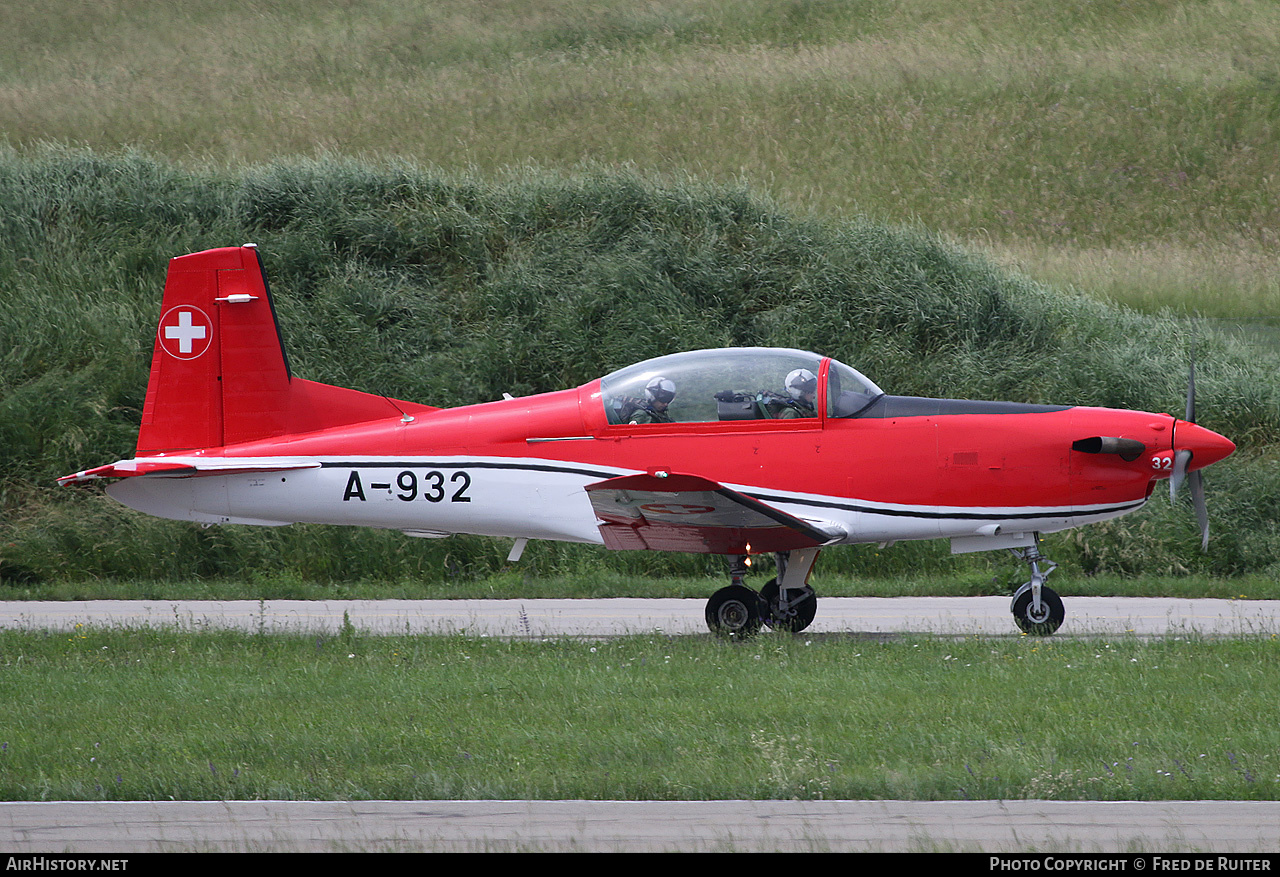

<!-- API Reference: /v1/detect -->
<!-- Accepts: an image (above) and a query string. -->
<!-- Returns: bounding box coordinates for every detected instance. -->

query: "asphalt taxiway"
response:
[5,798,1280,853]
[4,595,1279,638]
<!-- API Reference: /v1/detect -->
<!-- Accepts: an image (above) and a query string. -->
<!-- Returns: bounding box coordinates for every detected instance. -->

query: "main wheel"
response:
[1011,585,1065,636]
[705,585,765,639]
[760,578,818,633]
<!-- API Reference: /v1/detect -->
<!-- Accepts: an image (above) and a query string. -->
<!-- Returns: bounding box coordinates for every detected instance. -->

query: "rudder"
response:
[137,245,428,454]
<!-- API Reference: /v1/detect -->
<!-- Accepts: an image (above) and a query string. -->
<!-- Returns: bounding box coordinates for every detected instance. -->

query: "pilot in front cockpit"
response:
[627,377,677,424]
[776,368,817,419]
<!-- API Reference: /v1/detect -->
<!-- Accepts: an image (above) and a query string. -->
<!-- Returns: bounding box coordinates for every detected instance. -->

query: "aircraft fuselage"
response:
[108,379,1231,554]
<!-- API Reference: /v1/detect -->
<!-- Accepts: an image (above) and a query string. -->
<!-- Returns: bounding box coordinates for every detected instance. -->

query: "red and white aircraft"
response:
[61,245,1236,636]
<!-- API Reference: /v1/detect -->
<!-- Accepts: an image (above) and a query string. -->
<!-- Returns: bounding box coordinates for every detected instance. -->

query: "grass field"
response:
[2,627,1278,802]
[3,0,1278,321]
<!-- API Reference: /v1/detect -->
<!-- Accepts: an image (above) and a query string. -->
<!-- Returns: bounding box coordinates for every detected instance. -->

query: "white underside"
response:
[106,454,1146,551]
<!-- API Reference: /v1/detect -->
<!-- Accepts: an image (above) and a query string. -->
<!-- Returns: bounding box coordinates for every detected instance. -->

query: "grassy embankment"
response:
[3,152,1280,599]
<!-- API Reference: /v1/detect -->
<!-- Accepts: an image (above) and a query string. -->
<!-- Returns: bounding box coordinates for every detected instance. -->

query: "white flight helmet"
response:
[785,368,818,401]
[645,377,676,404]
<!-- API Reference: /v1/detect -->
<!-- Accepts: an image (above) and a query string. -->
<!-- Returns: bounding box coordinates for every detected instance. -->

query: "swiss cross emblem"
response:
[158,306,212,360]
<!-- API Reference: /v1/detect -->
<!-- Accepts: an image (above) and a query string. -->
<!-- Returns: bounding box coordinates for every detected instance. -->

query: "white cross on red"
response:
[158,307,212,359]
[165,310,206,353]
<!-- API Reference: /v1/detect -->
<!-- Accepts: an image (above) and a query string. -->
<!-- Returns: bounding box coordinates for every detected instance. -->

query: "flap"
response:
[585,472,844,554]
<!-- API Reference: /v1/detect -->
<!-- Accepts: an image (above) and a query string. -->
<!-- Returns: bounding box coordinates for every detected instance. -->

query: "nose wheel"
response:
[1008,537,1065,636]
[1011,584,1065,635]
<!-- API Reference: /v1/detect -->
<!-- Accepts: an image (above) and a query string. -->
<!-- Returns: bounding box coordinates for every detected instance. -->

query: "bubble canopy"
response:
[599,347,884,425]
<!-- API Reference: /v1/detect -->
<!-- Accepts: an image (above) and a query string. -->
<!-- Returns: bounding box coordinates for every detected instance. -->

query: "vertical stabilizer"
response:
[137,245,428,454]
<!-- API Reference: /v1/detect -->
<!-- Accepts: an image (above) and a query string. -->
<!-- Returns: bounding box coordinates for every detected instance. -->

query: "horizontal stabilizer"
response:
[58,458,320,485]
[585,472,845,555]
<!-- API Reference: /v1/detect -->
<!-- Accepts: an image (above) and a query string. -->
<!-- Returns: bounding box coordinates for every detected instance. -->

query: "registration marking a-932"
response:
[342,469,472,503]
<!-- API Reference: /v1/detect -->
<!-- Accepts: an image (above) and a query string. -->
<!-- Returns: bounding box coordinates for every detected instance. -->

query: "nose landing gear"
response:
[1009,536,1064,636]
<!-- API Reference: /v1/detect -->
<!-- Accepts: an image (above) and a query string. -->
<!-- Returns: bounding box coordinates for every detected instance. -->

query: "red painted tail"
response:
[137,245,433,454]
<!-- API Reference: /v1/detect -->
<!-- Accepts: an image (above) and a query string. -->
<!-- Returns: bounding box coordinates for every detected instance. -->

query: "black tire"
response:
[1011,585,1065,636]
[760,577,818,633]
[705,585,765,639]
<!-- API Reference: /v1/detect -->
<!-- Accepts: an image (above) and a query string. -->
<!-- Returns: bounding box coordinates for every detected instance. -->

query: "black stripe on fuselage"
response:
[317,459,1141,524]
[319,459,619,480]
[747,490,1146,522]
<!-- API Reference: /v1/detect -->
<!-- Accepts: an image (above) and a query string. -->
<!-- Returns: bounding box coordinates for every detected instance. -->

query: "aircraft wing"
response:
[58,458,321,485]
[585,472,845,555]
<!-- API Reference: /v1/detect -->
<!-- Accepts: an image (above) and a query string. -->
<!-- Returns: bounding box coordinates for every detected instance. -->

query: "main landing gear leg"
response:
[760,548,820,633]
[706,548,823,638]
[1009,535,1065,636]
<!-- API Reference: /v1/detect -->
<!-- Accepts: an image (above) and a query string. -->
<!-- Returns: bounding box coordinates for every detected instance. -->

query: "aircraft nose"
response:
[1174,421,1235,470]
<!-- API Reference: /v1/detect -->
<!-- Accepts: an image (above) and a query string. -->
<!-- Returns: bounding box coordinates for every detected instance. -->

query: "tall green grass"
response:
[2,149,1279,588]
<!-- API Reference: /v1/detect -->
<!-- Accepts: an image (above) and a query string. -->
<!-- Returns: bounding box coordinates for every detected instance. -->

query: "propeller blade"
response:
[1185,356,1196,424]
[1169,448,1192,501]
[1175,352,1211,550]
[1189,470,1209,552]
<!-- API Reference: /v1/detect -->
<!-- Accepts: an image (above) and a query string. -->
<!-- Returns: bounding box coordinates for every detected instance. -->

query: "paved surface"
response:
[4,596,1280,638]
[5,597,1278,853]
[4,799,1280,853]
